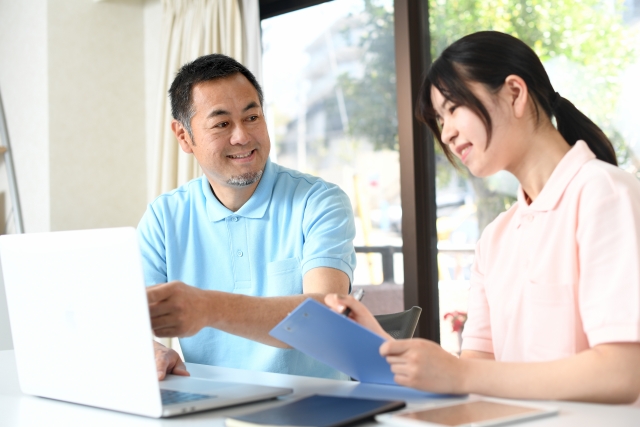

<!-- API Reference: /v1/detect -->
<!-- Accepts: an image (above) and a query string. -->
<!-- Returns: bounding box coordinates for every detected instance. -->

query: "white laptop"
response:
[0,227,292,418]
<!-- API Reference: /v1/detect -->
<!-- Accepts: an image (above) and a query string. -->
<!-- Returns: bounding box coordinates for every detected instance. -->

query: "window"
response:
[262,0,407,314]
[259,1,640,345]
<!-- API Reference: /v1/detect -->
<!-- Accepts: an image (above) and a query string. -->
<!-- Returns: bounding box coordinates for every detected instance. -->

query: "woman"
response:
[327,31,640,404]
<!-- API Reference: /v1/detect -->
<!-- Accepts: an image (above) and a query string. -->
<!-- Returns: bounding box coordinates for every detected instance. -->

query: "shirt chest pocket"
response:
[265,258,303,297]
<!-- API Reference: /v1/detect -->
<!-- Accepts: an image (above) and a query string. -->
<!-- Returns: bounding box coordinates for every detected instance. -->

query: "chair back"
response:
[374,306,422,339]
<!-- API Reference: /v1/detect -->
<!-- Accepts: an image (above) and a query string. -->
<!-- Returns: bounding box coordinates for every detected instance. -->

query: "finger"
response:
[393,374,412,387]
[155,353,170,380]
[380,340,412,356]
[146,282,175,305]
[153,325,178,338]
[151,314,177,331]
[388,360,412,375]
[336,293,368,317]
[171,357,190,377]
[385,355,408,365]
[172,367,190,376]
[149,300,174,318]
[156,330,178,338]
[324,294,346,313]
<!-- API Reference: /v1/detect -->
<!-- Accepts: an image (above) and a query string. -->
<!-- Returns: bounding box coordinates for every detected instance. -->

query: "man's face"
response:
[173,73,270,191]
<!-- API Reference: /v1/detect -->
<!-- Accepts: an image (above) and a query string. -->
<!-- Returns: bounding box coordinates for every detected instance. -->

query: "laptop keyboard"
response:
[161,389,216,405]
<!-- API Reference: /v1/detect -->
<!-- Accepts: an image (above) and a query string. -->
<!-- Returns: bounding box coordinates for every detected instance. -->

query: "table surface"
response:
[1,350,638,426]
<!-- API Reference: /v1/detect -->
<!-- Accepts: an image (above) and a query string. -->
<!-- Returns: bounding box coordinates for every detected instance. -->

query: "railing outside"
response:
[355,244,475,285]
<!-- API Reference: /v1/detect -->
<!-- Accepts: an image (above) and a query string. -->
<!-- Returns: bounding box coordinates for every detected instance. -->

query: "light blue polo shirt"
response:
[137,159,356,379]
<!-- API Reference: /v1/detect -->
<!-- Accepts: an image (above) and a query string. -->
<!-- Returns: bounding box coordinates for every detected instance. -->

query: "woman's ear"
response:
[503,75,529,119]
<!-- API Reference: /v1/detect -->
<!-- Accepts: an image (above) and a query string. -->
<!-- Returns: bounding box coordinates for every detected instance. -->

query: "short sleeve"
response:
[577,181,640,347]
[300,182,357,284]
[461,235,495,354]
[137,204,168,286]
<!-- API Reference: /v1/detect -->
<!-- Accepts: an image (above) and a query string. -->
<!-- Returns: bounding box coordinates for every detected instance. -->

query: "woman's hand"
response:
[324,293,393,340]
[381,338,465,394]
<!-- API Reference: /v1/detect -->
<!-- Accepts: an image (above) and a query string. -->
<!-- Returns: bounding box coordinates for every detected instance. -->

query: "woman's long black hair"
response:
[417,31,617,166]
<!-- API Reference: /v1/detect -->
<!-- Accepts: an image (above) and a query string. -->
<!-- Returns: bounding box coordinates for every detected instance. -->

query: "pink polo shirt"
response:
[461,140,640,362]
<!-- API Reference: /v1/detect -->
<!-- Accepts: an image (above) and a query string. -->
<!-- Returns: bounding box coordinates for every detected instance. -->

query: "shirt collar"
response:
[517,140,596,212]
[204,158,276,222]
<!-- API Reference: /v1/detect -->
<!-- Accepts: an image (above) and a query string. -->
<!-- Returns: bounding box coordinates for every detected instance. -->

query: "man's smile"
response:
[227,149,256,160]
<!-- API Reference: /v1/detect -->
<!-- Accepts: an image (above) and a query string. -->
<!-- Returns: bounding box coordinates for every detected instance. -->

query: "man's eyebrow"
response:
[243,101,260,112]
[207,109,231,118]
[206,102,259,118]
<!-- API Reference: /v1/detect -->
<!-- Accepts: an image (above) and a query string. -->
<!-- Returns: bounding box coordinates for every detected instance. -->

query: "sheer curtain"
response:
[151,0,243,199]
[240,0,262,85]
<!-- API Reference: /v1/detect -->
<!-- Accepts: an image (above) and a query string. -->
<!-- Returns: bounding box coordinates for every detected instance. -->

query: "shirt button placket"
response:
[227,215,251,287]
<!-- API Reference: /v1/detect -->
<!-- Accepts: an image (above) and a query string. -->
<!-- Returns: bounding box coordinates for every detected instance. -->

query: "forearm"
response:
[202,291,326,347]
[459,343,640,403]
[148,268,349,345]
[460,350,495,360]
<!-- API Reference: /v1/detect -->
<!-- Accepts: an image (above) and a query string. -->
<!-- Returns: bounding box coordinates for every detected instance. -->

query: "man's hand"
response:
[154,341,190,380]
[325,293,392,340]
[147,281,211,337]
[146,268,350,347]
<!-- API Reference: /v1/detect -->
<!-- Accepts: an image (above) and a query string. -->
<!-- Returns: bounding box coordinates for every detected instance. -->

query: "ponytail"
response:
[552,94,617,166]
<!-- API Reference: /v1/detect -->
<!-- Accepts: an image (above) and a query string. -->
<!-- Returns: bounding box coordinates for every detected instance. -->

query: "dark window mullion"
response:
[394,0,439,342]
[259,0,335,20]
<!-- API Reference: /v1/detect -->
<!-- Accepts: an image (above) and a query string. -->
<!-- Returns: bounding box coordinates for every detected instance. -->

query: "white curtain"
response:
[151,0,244,199]
[240,0,262,85]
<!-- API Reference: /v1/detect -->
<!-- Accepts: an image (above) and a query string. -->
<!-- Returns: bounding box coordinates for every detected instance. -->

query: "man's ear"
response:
[503,75,529,119]
[171,120,194,154]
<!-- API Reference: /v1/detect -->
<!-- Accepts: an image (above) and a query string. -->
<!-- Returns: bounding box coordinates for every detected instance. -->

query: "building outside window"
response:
[262,0,406,315]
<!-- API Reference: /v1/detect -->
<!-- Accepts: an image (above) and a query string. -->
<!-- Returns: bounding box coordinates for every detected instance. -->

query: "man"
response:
[138,54,356,381]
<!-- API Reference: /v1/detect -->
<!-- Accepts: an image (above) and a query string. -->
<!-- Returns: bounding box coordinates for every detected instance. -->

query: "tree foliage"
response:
[430,0,637,166]
[338,0,397,150]
[340,0,637,230]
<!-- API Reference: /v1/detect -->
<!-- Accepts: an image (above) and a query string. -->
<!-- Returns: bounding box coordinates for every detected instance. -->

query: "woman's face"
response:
[431,84,513,178]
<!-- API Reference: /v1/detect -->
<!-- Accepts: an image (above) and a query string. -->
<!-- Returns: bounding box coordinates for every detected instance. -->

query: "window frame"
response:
[258,0,440,341]
[259,0,335,20]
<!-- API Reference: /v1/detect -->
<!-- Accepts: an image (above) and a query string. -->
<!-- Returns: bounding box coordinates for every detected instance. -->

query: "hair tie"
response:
[551,92,561,111]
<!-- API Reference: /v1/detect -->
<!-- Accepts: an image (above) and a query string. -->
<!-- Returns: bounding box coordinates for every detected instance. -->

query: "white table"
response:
[0,350,638,426]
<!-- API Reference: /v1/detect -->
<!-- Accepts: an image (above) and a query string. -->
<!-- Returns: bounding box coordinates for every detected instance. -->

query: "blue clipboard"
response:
[269,298,396,385]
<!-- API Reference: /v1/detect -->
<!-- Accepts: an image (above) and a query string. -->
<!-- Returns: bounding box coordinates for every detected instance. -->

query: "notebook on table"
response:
[226,395,406,427]
[0,227,292,418]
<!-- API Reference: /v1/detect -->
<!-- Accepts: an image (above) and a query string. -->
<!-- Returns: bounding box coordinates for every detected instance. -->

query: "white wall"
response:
[0,0,49,349]
[0,0,148,233]
[0,0,50,233]
[143,0,162,193]
[48,0,147,230]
